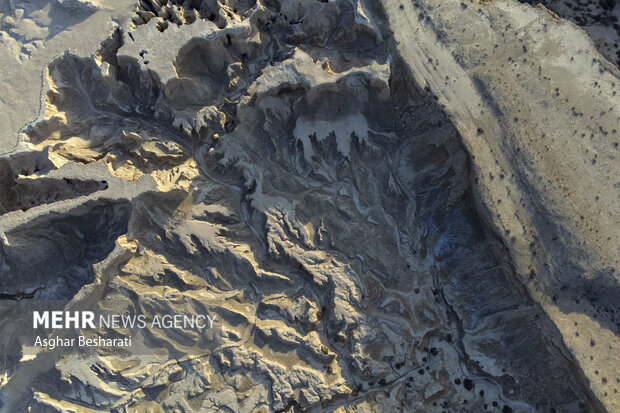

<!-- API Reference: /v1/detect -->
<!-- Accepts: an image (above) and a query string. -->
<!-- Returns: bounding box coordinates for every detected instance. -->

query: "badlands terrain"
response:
[0,0,618,412]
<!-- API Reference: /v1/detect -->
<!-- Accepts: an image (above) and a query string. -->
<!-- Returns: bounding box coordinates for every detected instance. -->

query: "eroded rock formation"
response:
[0,0,616,412]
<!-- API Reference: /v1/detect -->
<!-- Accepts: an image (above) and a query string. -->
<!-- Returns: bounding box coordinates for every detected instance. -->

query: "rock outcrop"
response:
[382,0,619,411]
[0,0,616,412]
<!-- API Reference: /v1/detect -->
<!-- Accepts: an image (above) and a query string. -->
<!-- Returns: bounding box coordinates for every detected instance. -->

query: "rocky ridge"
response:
[0,0,616,412]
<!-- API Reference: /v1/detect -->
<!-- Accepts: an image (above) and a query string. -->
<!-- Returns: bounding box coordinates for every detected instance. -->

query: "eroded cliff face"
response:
[381,0,619,411]
[0,0,614,412]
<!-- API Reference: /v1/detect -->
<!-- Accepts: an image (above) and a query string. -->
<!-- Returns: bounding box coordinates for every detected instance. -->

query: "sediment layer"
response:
[0,0,617,411]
